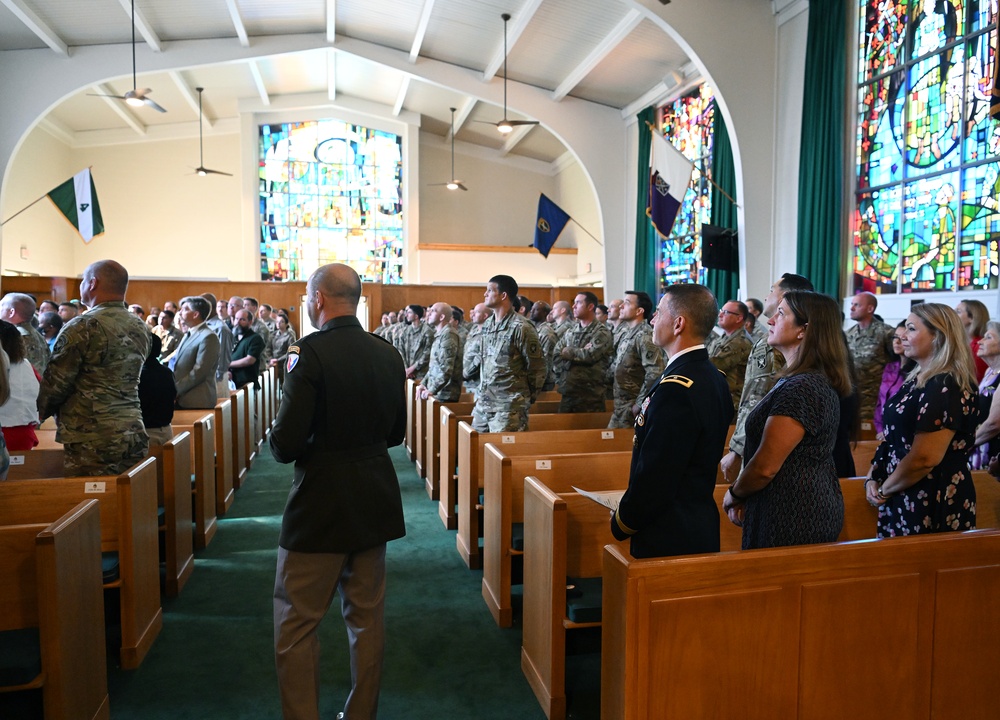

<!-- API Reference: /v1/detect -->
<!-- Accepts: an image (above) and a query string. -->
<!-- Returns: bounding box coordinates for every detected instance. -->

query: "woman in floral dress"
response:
[866,303,980,537]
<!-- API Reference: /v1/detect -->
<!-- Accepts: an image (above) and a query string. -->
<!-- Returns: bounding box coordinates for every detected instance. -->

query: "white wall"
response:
[553,161,603,283]
[1,126,77,276]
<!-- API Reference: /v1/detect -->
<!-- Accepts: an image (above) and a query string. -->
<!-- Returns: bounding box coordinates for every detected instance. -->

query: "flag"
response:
[533,193,571,258]
[47,168,104,242]
[647,130,693,238]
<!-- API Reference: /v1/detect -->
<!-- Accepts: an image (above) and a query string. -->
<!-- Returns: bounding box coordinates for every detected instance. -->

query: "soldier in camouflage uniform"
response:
[609,291,664,428]
[462,303,489,396]
[400,304,435,381]
[708,300,754,419]
[551,301,572,340]
[553,292,614,413]
[719,274,813,484]
[845,291,892,427]
[472,276,545,432]
[39,260,151,476]
[0,292,49,375]
[419,302,464,402]
[529,301,558,391]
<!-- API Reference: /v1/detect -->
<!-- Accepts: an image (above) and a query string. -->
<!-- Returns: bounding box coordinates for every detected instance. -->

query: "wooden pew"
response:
[601,528,1000,720]
[171,409,218,549]
[413,392,431,480]
[0,500,110,720]
[229,386,248,490]
[244,381,258,470]
[212,398,235,516]
[850,439,881,475]
[456,412,613,569]
[9,437,195,600]
[0,457,163,669]
[405,379,417,460]
[482,440,634,627]
[438,406,475,530]
[424,398,475,501]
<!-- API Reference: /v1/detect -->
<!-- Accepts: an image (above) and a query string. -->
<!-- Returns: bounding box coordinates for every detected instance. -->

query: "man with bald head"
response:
[270,263,406,720]
[226,296,243,331]
[419,301,463,402]
[463,302,489,396]
[0,292,49,374]
[39,260,151,476]
[846,290,892,428]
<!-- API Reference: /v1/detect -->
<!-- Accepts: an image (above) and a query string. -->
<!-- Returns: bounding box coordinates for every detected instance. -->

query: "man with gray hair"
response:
[0,292,49,374]
[39,260,151,476]
[173,296,221,409]
[270,262,406,720]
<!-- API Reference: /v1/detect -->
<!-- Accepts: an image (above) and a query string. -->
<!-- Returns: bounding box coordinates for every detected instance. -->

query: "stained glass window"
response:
[259,120,403,283]
[854,0,999,293]
[657,84,715,290]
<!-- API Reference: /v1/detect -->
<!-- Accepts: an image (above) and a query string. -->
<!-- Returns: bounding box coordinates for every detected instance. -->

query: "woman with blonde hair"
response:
[866,303,980,536]
[956,298,989,380]
[723,291,851,548]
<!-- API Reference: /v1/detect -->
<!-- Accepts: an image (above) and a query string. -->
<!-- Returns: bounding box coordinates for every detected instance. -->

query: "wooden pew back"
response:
[482,445,633,627]
[424,399,476,502]
[0,500,110,719]
[438,407,474,530]
[172,411,218,549]
[149,433,194,597]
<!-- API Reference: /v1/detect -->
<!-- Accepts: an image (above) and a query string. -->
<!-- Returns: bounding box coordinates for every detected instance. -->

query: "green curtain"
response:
[706,98,739,303]
[796,0,847,298]
[633,106,659,297]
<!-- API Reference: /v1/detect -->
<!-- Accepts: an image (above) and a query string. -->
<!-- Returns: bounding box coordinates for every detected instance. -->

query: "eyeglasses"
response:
[719,310,742,317]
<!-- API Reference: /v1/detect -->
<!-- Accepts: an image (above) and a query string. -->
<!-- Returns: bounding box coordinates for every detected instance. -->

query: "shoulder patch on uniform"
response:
[286,345,300,373]
[659,374,693,388]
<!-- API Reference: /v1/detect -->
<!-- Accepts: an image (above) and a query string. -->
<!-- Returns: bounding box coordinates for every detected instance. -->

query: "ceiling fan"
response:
[88,0,166,113]
[481,13,539,135]
[429,108,467,191]
[193,88,232,177]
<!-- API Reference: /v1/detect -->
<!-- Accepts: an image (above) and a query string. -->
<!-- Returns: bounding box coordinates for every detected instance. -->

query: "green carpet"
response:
[105,446,556,719]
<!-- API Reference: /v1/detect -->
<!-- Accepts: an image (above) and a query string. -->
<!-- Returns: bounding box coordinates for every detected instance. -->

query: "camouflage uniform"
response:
[153,324,183,358]
[708,329,753,420]
[463,323,484,395]
[612,322,628,352]
[401,322,435,381]
[846,319,892,425]
[423,325,463,402]
[18,321,49,375]
[609,322,665,428]
[40,302,151,476]
[389,322,407,353]
[729,336,785,457]
[553,320,614,413]
[533,320,558,392]
[750,321,768,345]
[471,312,545,432]
[252,318,272,366]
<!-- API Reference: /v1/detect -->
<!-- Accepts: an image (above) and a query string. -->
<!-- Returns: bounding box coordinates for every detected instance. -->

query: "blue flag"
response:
[533,193,571,258]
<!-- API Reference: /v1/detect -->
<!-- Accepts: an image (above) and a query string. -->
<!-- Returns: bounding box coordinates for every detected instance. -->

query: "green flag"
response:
[47,168,104,242]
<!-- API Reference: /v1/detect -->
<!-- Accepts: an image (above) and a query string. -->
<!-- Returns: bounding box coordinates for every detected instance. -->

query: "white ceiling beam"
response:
[169,71,208,125]
[447,96,477,141]
[392,76,410,116]
[225,0,250,47]
[552,9,641,102]
[500,123,532,155]
[408,0,436,63]
[482,0,543,81]
[621,70,703,120]
[326,0,336,43]
[327,49,336,100]
[38,116,76,146]
[117,0,162,52]
[0,0,68,56]
[248,60,270,106]
[91,84,147,136]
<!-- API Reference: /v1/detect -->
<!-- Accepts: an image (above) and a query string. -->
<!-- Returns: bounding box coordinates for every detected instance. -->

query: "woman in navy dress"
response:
[867,303,980,537]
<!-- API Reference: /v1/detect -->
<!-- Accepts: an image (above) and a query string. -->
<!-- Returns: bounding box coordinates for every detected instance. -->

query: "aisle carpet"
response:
[105,446,563,719]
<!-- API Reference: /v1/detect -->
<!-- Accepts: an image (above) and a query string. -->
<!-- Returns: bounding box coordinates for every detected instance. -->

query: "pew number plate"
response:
[9,455,24,465]
[601,431,614,439]
[205,419,212,431]
[85,481,106,494]
[536,460,551,470]
[502,435,516,444]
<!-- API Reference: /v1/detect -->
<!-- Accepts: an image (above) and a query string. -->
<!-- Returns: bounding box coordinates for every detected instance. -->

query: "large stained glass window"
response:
[657,84,715,289]
[854,0,999,293]
[259,120,403,282]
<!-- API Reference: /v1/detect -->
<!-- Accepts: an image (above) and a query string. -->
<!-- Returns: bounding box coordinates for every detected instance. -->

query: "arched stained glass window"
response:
[258,120,404,283]
[853,0,999,293]
[657,84,715,290]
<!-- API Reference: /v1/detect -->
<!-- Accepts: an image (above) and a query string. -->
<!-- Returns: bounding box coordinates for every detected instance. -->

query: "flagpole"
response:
[570,218,603,247]
[644,122,741,209]
[0,194,50,227]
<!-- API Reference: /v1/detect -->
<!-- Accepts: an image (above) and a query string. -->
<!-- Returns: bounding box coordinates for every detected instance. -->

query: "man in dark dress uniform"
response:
[611,283,733,559]
[270,263,406,720]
